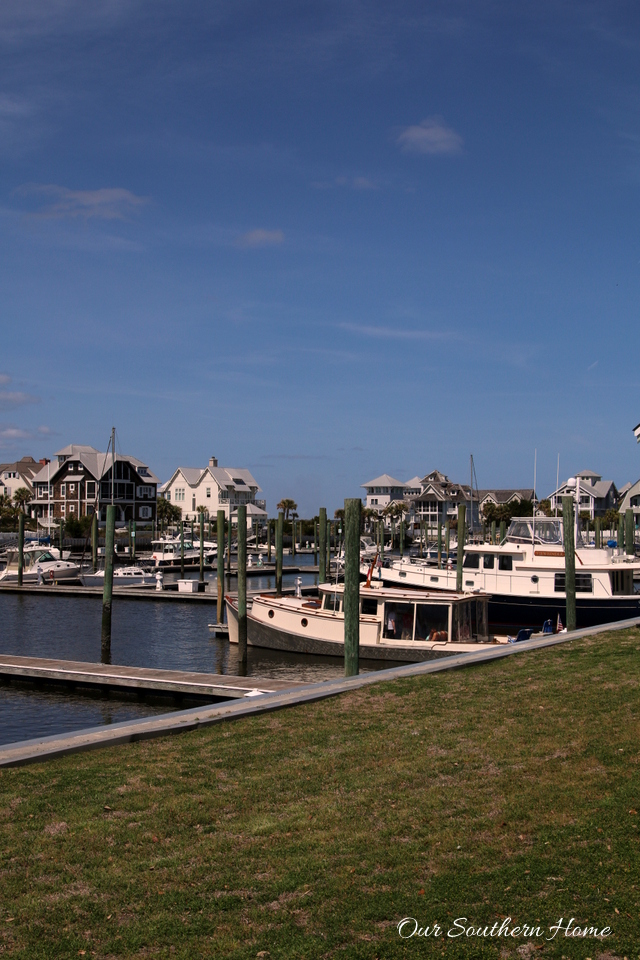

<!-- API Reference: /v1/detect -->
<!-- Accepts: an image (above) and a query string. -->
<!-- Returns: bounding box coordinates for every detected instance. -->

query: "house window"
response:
[86,481,96,498]
[139,506,152,519]
[166,491,171,501]
[60,483,66,496]
[77,464,83,471]
[69,503,75,512]
[68,483,75,493]
[206,488,211,498]
[60,504,66,516]
[68,463,74,472]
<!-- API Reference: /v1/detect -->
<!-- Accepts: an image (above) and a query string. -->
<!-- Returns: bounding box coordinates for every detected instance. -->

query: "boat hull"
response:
[225,598,502,662]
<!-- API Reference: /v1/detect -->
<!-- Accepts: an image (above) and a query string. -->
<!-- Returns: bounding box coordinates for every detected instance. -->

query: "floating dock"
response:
[0,579,319,603]
[0,654,302,705]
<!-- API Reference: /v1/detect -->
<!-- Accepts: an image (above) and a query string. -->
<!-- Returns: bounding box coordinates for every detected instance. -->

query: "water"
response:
[0,556,389,746]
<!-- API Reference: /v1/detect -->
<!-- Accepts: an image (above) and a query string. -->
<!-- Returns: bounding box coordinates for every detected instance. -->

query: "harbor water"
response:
[0,557,391,746]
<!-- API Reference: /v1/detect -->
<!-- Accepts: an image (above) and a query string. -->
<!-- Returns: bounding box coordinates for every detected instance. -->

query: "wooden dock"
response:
[0,654,302,704]
[0,580,319,603]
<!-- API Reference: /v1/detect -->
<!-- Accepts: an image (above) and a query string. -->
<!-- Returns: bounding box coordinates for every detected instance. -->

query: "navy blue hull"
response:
[485,594,640,634]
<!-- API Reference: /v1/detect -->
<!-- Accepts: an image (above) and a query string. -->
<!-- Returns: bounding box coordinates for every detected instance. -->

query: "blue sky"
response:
[1,1,640,515]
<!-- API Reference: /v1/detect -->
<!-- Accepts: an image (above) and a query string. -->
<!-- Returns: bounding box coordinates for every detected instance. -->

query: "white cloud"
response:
[0,374,10,385]
[237,228,285,249]
[397,116,463,155]
[13,183,149,220]
[0,427,31,440]
[0,389,39,406]
[340,322,458,341]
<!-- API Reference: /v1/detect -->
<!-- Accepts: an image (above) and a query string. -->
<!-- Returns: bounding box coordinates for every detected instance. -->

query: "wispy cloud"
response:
[587,360,598,371]
[312,175,379,190]
[0,389,39,407]
[0,427,31,441]
[237,228,285,249]
[397,116,463,155]
[339,322,459,342]
[13,184,150,220]
[0,374,10,386]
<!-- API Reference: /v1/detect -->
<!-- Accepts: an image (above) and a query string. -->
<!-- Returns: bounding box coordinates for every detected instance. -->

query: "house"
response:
[478,488,535,517]
[30,444,159,526]
[549,470,618,520]
[0,456,42,500]
[407,470,480,529]
[361,475,407,513]
[161,456,266,527]
[618,480,640,528]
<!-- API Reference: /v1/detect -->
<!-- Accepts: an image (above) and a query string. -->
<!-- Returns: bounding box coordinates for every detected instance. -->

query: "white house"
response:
[618,480,640,529]
[161,456,267,527]
[361,474,407,513]
[549,470,618,520]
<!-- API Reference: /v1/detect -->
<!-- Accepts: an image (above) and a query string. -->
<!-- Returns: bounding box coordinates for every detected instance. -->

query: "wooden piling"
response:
[199,513,205,582]
[237,504,247,671]
[276,511,284,595]
[91,512,98,573]
[626,508,635,556]
[180,522,185,579]
[267,519,272,562]
[595,517,601,550]
[618,516,625,552]
[227,515,232,575]
[380,518,384,563]
[456,504,465,592]
[59,519,64,558]
[445,520,450,565]
[314,518,318,563]
[131,520,136,564]
[491,520,496,545]
[217,510,225,623]
[17,513,24,587]
[343,498,360,677]
[101,504,116,664]
[400,519,404,557]
[318,508,327,582]
[437,521,442,568]
[292,518,296,558]
[562,496,577,631]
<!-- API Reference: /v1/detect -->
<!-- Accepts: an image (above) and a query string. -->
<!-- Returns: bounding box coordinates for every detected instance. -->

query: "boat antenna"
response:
[532,449,537,547]
[469,455,473,536]
[555,453,560,518]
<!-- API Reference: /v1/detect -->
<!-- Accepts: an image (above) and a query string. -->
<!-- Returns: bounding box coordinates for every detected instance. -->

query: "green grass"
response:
[1,629,639,959]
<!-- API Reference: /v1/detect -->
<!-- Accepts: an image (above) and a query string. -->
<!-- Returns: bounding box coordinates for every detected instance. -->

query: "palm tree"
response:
[13,487,32,514]
[157,498,182,532]
[277,498,297,520]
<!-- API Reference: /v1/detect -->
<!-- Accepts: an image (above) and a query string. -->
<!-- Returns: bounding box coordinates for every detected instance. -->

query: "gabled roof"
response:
[361,474,405,489]
[619,478,640,511]
[404,476,423,489]
[32,451,158,485]
[165,465,261,493]
[420,469,449,484]
[550,478,616,501]
[478,488,534,505]
[576,469,602,480]
[55,444,101,457]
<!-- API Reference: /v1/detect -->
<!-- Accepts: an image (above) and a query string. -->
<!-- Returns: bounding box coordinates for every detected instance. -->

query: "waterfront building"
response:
[618,480,640,529]
[361,474,407,513]
[0,456,42,500]
[160,456,266,527]
[477,488,535,517]
[30,444,158,525]
[407,470,479,528]
[548,470,618,519]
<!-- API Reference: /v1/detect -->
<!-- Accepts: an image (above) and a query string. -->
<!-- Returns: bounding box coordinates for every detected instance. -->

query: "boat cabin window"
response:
[498,555,513,571]
[383,602,414,640]
[415,604,448,642]
[554,573,593,593]
[361,597,378,616]
[323,594,342,612]
[483,554,495,569]
[463,554,480,569]
[609,570,632,596]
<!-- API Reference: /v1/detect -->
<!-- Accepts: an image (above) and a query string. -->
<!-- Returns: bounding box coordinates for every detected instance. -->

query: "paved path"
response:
[1,615,638,768]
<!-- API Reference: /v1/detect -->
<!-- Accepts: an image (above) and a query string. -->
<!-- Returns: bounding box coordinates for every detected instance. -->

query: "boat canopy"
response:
[506,517,564,545]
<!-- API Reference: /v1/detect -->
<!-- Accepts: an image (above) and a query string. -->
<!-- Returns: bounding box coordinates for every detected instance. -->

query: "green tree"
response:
[157,498,182,529]
[12,487,32,514]
[277,498,297,520]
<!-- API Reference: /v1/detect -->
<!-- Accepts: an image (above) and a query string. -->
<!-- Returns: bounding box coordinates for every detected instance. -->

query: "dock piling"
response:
[131,520,136,564]
[400,519,404,557]
[276,511,283,595]
[625,509,634,556]
[292,518,296,558]
[267,519,272,562]
[101,504,116,663]
[595,517,601,550]
[491,520,496,545]
[499,520,506,544]
[217,510,225,623]
[17,513,24,587]
[445,520,450,566]
[563,496,577,631]
[91,512,98,573]
[237,504,247,671]
[199,512,205,583]
[180,522,185,579]
[318,508,327,583]
[456,504,465,592]
[343,498,360,677]
[437,521,442,568]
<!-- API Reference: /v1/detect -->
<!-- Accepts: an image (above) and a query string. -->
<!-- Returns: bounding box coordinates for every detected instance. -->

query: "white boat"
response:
[368,517,640,633]
[0,545,80,583]
[225,582,515,662]
[151,538,217,567]
[360,536,378,559]
[81,565,157,588]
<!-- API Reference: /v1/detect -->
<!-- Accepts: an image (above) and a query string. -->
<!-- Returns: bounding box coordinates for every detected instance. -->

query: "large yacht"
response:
[366,517,640,632]
[150,537,216,567]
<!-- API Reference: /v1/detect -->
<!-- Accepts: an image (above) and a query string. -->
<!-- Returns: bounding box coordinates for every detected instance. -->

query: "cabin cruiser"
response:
[0,545,80,583]
[367,517,640,632]
[81,566,157,588]
[151,537,217,567]
[226,582,513,662]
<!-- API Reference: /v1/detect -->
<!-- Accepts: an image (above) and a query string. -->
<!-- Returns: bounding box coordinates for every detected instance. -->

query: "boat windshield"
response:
[506,518,563,545]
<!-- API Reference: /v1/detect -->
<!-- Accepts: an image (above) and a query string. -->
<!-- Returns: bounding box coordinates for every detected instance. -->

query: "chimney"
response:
[39,458,50,465]
[209,456,218,467]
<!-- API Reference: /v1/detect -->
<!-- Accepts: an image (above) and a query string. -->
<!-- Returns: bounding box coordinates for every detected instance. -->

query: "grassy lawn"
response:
[1,629,639,959]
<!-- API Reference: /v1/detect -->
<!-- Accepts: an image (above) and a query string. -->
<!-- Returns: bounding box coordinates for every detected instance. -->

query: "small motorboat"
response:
[81,565,157,588]
[0,546,80,583]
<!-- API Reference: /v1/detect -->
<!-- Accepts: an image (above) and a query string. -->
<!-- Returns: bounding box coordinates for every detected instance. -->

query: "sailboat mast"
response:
[111,426,115,507]
[532,449,537,547]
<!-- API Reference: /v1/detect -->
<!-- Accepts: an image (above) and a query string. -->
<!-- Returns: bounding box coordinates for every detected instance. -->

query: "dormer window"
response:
[68,463,74,472]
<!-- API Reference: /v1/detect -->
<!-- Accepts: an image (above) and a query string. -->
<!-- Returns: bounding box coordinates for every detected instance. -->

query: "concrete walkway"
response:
[1,615,638,768]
